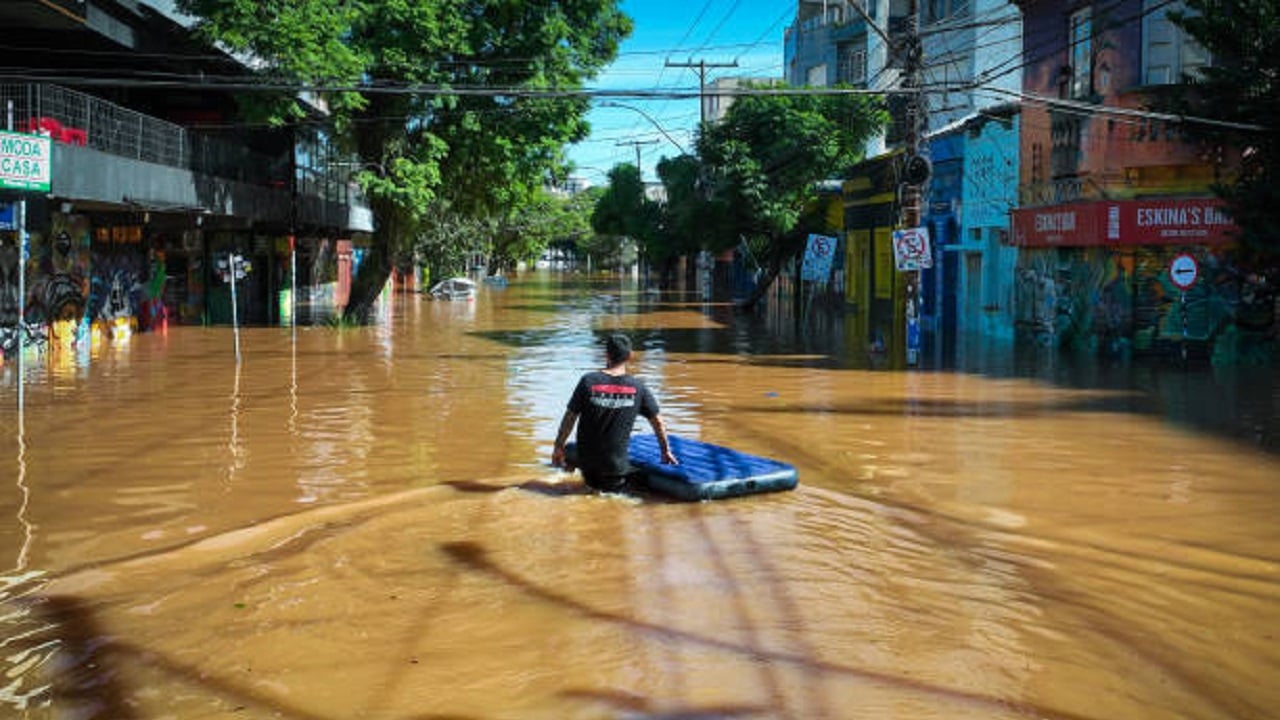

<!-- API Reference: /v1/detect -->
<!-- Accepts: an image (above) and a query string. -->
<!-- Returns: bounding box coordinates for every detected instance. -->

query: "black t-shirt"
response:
[568,371,659,477]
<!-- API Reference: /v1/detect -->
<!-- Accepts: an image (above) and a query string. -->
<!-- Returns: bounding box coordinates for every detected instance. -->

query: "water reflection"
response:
[227,353,243,482]
[0,274,1275,719]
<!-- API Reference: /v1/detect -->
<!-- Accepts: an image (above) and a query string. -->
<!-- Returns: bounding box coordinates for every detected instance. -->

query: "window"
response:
[837,44,867,85]
[806,63,828,87]
[1069,7,1093,98]
[1143,1,1209,84]
[927,0,971,23]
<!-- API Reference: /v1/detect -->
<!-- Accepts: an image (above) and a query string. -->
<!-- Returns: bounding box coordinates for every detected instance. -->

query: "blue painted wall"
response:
[960,113,1020,342]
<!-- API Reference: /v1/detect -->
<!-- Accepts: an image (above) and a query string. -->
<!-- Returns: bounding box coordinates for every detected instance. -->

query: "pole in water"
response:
[16,200,26,420]
[289,235,297,336]
[1180,290,1188,362]
[229,253,241,363]
[7,101,23,419]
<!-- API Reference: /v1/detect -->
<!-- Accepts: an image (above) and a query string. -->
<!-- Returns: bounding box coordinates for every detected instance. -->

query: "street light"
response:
[215,253,251,363]
[596,102,690,156]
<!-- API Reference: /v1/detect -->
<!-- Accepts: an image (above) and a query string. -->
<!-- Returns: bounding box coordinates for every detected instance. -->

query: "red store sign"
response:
[1011,199,1237,248]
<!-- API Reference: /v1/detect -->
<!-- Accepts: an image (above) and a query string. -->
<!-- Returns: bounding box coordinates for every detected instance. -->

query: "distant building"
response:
[548,176,593,197]
[703,76,780,124]
[644,182,667,204]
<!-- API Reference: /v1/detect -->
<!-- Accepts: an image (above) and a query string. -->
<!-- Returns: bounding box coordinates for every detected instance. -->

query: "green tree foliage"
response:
[652,154,706,270]
[555,186,607,262]
[590,163,660,261]
[414,206,479,284]
[695,84,887,307]
[177,0,631,318]
[488,188,595,273]
[1169,0,1280,262]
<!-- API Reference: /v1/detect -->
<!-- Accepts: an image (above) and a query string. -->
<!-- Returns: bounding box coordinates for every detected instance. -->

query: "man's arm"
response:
[646,414,678,465]
[551,409,579,468]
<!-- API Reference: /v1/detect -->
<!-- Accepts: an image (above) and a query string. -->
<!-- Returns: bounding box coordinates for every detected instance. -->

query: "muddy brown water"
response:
[0,275,1277,719]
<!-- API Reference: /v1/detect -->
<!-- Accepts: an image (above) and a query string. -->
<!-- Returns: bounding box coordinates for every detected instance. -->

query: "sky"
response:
[565,0,792,187]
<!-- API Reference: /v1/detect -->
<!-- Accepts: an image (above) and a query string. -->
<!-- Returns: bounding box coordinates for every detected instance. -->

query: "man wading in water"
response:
[552,334,678,492]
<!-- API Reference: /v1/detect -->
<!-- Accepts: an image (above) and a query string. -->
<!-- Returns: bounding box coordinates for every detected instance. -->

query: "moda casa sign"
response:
[0,130,52,192]
[1011,198,1237,248]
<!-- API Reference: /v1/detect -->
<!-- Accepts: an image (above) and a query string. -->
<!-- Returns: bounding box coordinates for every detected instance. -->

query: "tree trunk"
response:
[343,241,391,323]
[734,229,806,313]
[342,196,401,323]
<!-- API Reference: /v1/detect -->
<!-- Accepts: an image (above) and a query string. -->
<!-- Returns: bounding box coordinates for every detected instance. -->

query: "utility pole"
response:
[901,0,928,367]
[664,58,738,126]
[614,138,658,279]
[615,138,659,181]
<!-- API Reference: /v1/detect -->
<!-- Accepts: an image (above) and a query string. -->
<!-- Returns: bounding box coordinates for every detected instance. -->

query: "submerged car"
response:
[427,277,477,301]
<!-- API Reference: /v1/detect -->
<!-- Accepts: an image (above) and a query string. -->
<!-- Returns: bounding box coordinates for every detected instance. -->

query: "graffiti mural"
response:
[27,214,93,349]
[1018,245,1276,363]
[1135,247,1276,364]
[88,239,145,340]
[142,248,167,331]
[1015,248,1133,355]
[0,238,21,359]
[1014,249,1063,348]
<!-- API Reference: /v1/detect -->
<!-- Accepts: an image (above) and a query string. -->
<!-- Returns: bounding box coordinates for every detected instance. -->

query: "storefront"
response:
[1010,197,1272,362]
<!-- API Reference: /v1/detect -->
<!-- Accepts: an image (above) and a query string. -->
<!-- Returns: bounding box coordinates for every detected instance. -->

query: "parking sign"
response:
[892,227,932,271]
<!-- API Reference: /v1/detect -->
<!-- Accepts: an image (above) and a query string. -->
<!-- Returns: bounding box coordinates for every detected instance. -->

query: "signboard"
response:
[801,233,837,283]
[1169,253,1199,290]
[892,226,933,271]
[1011,199,1236,247]
[0,202,14,231]
[0,130,52,193]
[1116,199,1234,244]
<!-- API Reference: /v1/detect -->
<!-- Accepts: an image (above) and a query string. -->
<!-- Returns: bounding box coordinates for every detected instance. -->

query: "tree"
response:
[177,0,632,320]
[695,83,887,309]
[590,163,660,266]
[1168,0,1280,262]
[414,202,488,283]
[487,188,594,273]
[651,154,707,283]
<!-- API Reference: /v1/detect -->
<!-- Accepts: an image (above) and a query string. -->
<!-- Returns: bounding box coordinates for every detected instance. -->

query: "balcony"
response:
[0,82,371,232]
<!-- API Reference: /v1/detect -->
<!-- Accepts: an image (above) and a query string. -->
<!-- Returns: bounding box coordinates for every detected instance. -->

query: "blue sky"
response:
[566,0,791,186]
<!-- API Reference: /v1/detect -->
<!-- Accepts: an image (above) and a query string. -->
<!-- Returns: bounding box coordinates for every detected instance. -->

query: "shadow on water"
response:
[22,595,339,719]
[25,595,137,720]
[438,541,1100,720]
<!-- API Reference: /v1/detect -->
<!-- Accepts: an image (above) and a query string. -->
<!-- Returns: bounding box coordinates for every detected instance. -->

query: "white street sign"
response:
[893,227,932,271]
[1169,253,1199,290]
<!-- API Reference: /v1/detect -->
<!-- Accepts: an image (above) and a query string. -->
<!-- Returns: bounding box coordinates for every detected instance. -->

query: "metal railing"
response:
[0,82,281,184]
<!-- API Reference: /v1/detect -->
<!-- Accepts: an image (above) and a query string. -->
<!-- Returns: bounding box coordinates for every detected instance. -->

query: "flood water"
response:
[0,274,1277,720]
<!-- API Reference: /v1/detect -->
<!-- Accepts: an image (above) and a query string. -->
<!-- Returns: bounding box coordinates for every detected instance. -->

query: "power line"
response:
[971,0,1183,94]
[663,58,739,125]
[672,0,720,50]
[691,0,747,55]
[615,138,660,180]
[976,86,1268,132]
[3,56,1265,135]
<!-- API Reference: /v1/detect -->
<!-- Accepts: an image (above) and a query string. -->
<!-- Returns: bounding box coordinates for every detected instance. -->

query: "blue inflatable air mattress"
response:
[627,434,798,501]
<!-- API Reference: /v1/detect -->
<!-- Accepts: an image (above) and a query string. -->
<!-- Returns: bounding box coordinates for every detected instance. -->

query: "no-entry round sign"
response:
[1169,253,1199,290]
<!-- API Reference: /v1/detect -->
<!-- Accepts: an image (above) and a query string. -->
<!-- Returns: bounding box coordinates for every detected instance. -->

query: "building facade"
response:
[1011,0,1273,363]
[790,1,1024,361]
[0,0,373,363]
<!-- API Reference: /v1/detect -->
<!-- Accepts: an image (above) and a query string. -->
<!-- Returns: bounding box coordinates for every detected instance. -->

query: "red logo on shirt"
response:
[591,384,637,395]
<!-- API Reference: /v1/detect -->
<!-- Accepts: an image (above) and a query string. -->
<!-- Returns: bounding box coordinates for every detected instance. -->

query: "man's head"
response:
[604,334,632,366]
